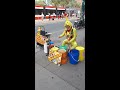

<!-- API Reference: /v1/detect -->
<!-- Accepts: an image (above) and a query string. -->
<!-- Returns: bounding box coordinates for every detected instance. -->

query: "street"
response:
[35,18,85,90]
[35,18,77,33]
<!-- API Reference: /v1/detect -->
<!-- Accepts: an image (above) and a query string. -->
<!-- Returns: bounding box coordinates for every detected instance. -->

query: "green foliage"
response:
[51,0,60,6]
[35,0,81,8]
[35,0,46,6]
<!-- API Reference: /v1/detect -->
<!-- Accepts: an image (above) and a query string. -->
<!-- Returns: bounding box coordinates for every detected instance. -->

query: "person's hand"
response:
[67,41,70,44]
[65,40,69,44]
[67,39,70,43]
[59,36,62,38]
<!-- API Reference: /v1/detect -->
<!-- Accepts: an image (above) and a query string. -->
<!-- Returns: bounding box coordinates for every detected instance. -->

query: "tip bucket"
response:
[68,49,79,65]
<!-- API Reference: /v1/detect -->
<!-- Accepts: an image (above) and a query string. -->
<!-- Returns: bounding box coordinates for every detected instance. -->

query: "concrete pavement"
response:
[35,28,85,90]
[35,18,85,90]
[35,63,78,90]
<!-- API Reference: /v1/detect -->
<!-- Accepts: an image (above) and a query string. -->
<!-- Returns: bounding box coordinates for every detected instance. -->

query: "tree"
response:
[35,0,46,6]
[74,2,81,8]
[59,1,66,7]
[59,0,69,7]
[65,0,76,8]
[50,0,60,7]
[51,0,71,7]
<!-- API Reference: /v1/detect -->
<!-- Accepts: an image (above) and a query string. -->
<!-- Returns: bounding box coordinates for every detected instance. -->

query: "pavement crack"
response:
[40,63,81,90]
[43,62,51,68]
[36,62,80,90]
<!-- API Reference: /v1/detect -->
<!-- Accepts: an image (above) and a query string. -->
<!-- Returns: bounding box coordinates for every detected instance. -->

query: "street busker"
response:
[59,17,78,50]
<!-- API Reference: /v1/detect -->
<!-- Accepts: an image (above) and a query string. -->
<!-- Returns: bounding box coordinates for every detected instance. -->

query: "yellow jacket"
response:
[60,27,77,43]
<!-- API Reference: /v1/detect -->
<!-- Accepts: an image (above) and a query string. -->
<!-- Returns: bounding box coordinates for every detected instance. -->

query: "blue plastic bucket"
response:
[49,41,54,44]
[68,49,79,65]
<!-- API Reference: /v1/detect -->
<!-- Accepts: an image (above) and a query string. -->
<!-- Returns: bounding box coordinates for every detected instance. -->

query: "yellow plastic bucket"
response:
[50,47,59,52]
[75,46,85,61]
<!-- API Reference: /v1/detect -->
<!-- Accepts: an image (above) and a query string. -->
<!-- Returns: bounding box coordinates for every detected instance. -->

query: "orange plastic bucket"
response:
[61,57,68,64]
[58,49,68,64]
[58,49,68,58]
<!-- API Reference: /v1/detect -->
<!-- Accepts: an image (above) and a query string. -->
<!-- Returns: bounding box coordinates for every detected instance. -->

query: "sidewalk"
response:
[35,29,85,90]
[35,17,77,25]
[35,63,78,90]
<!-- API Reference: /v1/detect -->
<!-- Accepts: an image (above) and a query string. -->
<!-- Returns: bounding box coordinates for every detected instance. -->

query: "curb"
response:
[35,17,77,25]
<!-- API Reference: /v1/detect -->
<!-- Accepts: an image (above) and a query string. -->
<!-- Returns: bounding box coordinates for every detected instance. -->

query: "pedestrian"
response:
[68,13,70,17]
[84,14,85,20]
[65,12,67,17]
[70,13,72,18]
[54,13,56,19]
[48,13,51,21]
[41,12,44,21]
[58,13,60,19]
[52,13,54,20]
[76,12,77,17]
[57,12,59,19]
[58,14,60,19]
[62,12,64,19]
[67,13,68,17]
[53,13,56,20]
[70,11,71,18]
[60,14,61,19]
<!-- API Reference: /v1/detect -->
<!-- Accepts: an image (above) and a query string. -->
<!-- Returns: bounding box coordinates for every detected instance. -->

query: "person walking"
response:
[57,12,59,19]
[52,13,55,20]
[76,12,77,17]
[48,13,51,21]
[41,12,44,21]
[53,13,56,20]
[62,12,64,19]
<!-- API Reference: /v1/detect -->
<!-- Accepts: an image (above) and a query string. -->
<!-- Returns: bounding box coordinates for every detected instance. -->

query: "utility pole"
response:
[81,0,85,19]
[69,0,74,18]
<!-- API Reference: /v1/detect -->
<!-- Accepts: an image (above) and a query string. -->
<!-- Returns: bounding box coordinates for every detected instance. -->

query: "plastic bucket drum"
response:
[58,49,67,58]
[68,49,79,65]
[61,58,68,64]
[75,46,85,61]
[58,49,68,64]
[59,45,67,50]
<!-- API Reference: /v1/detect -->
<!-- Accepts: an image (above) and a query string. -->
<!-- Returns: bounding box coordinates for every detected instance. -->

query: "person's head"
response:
[64,17,72,30]
[65,25,72,30]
